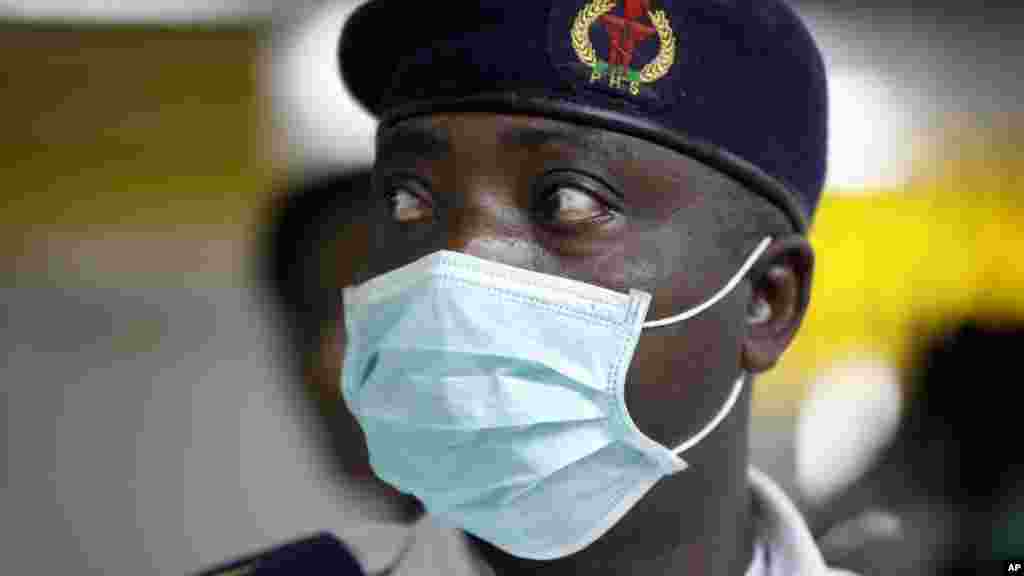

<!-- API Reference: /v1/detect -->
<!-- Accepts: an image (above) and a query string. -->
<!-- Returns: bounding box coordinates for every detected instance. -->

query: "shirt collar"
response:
[746,467,833,576]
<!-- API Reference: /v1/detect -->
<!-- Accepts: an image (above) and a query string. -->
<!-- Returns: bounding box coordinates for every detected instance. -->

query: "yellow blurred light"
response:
[755,122,1024,416]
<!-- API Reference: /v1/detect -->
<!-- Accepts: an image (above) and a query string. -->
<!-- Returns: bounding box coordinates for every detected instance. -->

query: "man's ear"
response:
[741,235,814,373]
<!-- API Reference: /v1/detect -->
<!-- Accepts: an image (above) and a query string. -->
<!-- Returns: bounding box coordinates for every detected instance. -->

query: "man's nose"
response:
[441,188,536,269]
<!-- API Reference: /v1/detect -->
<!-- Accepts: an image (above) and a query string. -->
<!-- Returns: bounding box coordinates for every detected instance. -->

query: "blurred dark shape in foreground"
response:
[258,168,376,478]
[193,533,365,576]
[260,169,374,367]
[813,318,1024,575]
[257,168,423,523]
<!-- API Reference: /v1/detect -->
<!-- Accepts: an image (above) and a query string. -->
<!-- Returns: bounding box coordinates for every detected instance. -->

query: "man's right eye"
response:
[387,186,433,223]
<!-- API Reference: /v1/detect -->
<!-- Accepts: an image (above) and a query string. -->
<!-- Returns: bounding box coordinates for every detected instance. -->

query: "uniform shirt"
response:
[345,468,860,576]
[746,468,859,575]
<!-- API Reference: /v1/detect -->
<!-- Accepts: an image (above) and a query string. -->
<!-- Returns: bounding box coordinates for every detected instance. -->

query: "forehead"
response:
[385,111,704,158]
[380,113,666,160]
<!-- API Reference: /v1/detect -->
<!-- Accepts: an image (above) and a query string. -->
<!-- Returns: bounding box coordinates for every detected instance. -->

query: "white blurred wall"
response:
[4,286,350,573]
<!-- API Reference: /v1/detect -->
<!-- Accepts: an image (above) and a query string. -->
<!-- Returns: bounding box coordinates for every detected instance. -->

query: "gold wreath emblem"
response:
[570,0,676,84]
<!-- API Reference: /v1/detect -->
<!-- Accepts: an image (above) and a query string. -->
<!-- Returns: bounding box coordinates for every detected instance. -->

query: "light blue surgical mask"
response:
[341,238,772,561]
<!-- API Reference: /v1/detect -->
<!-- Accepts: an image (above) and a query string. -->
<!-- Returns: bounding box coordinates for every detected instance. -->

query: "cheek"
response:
[623,295,748,444]
[628,320,725,403]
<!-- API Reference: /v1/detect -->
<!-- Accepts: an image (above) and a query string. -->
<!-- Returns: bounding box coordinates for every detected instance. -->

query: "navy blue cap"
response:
[339,0,828,232]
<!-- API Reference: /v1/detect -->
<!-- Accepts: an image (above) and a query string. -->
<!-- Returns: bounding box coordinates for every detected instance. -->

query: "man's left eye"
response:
[540,185,611,225]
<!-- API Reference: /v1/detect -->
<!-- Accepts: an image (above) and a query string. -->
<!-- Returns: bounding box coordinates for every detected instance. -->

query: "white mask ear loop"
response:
[642,237,773,329]
[671,372,747,456]
[631,237,772,457]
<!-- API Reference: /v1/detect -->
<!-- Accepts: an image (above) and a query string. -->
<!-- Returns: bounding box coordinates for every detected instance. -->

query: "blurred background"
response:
[2,0,1022,574]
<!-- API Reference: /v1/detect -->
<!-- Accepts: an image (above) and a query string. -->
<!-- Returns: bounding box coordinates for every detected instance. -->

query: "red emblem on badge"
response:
[571,0,676,96]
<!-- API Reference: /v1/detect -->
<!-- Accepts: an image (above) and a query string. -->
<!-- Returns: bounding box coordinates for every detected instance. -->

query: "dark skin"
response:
[314,112,813,575]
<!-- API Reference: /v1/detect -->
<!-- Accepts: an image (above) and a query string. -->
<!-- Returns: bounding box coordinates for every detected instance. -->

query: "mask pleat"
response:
[356,347,612,429]
[363,418,614,499]
[454,443,660,549]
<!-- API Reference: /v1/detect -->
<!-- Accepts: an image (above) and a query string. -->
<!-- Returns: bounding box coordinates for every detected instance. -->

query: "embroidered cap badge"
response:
[571,0,677,96]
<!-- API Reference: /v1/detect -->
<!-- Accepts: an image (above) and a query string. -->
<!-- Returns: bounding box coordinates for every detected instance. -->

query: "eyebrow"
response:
[378,124,451,160]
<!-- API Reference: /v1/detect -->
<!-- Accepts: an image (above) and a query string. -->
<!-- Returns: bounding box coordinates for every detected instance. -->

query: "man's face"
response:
[340,112,806,449]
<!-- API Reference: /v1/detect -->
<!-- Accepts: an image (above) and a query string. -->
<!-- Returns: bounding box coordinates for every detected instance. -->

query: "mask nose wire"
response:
[641,237,773,329]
